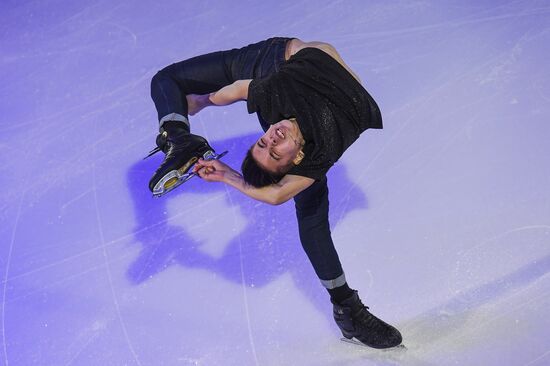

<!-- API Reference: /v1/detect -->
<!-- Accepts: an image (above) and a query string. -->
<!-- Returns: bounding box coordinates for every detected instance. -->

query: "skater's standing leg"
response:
[294,178,402,348]
[294,178,356,301]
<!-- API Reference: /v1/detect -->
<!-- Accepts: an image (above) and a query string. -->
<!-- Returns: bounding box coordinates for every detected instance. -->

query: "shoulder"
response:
[286,39,339,60]
[287,39,361,84]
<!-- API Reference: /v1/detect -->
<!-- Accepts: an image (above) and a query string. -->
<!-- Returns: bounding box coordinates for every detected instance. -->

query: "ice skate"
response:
[332,291,402,349]
[145,125,226,197]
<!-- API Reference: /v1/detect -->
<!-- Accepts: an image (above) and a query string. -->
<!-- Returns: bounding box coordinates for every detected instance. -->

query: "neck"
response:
[289,118,305,146]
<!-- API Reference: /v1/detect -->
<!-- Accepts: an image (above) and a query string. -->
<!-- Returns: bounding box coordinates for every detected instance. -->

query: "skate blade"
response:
[152,170,195,197]
[152,150,228,197]
[340,337,407,351]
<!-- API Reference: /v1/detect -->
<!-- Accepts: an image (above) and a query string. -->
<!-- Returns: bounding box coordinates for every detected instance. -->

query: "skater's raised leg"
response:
[148,38,292,195]
[148,51,234,195]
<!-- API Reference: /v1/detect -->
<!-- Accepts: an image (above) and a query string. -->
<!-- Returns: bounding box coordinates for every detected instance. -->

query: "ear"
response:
[293,149,305,165]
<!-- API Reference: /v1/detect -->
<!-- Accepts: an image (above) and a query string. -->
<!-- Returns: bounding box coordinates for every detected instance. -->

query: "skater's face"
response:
[251,119,304,174]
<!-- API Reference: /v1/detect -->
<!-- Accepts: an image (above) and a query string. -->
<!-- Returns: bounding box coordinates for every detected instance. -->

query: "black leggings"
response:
[150,38,345,287]
[151,37,290,128]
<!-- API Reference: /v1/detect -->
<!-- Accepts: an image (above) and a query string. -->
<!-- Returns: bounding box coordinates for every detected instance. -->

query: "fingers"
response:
[198,158,215,166]
[196,165,215,179]
[192,163,203,173]
[195,158,228,183]
[198,159,225,169]
[196,166,206,178]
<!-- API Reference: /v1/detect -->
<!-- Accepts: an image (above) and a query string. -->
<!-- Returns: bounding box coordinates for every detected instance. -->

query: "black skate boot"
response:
[332,291,402,349]
[145,122,214,196]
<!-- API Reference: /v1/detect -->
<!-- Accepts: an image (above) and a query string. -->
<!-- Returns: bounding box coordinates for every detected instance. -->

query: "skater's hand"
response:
[194,158,232,182]
[186,94,210,116]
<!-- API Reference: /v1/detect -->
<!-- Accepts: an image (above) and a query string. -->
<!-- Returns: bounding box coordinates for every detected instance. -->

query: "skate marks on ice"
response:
[329,239,550,365]
[397,251,550,362]
[333,337,428,366]
[1,191,26,366]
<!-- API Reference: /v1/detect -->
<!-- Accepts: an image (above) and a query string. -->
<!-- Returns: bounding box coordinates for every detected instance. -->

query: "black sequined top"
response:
[247,47,383,180]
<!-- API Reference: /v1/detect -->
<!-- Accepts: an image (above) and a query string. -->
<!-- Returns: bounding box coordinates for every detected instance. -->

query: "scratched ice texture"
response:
[1,0,549,365]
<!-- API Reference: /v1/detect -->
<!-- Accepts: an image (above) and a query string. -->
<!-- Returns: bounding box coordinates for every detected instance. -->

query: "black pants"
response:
[151,37,289,130]
[150,38,345,287]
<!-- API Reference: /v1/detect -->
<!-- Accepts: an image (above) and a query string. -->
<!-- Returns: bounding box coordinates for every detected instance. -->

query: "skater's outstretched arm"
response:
[187,80,251,116]
[194,158,314,205]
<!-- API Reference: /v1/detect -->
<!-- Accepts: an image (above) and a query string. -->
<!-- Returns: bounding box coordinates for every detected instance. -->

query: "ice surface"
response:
[1,0,549,365]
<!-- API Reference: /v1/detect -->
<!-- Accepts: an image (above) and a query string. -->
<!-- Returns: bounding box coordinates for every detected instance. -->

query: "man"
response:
[148,37,402,349]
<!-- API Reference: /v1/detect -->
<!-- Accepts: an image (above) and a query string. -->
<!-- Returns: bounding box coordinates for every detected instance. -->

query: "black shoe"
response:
[146,125,214,193]
[332,291,402,349]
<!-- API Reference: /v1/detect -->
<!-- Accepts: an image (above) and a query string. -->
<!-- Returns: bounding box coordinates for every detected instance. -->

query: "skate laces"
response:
[143,131,169,159]
[143,131,211,160]
[144,146,161,159]
[351,300,381,329]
